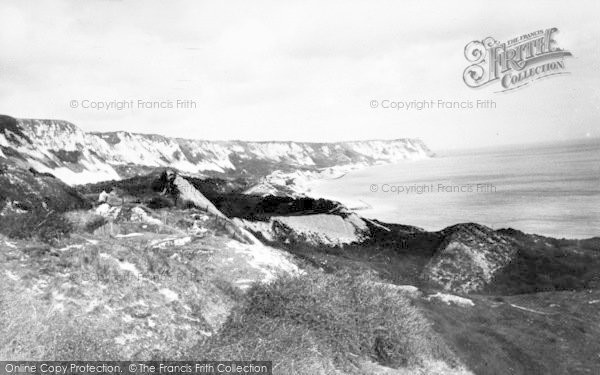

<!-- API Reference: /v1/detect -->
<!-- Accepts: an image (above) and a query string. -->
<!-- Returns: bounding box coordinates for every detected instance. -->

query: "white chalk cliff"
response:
[0,115,433,185]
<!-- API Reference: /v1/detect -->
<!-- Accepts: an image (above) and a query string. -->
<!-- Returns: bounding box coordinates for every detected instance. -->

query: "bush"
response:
[63,210,108,234]
[486,245,600,294]
[146,196,174,209]
[84,215,107,233]
[38,214,73,244]
[0,210,73,244]
[199,271,454,373]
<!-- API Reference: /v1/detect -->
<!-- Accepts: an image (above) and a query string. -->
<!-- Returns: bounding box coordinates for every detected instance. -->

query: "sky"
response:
[1,0,599,151]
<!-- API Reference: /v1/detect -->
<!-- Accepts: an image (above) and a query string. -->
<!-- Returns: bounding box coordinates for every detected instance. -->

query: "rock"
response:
[98,190,109,203]
[161,171,256,245]
[130,206,162,225]
[422,223,517,293]
[236,213,370,247]
[95,203,121,219]
[0,114,433,185]
[106,190,124,206]
[426,292,475,307]
[371,282,421,297]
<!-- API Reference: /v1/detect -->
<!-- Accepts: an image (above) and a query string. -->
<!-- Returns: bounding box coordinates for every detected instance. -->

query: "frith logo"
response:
[463,28,572,92]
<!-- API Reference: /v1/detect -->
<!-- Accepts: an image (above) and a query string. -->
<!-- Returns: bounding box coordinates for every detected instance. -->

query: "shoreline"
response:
[298,164,600,241]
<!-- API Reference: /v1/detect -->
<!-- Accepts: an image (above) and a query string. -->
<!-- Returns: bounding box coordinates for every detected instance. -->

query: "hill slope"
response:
[0,114,433,185]
[1,169,599,374]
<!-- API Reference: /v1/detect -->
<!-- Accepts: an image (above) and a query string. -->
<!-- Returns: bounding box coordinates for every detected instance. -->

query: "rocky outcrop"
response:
[166,171,257,244]
[422,223,518,293]
[172,174,227,219]
[244,165,360,197]
[236,212,370,247]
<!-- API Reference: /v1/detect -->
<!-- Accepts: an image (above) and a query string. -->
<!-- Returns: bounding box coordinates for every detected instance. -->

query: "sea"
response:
[307,138,600,239]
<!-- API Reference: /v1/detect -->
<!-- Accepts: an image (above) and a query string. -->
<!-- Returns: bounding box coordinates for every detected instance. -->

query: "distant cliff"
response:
[0,115,433,185]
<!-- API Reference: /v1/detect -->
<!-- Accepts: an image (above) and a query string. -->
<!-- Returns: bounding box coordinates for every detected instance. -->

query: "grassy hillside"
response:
[195,271,465,375]
[419,290,600,375]
[0,206,298,361]
[488,229,600,294]
[0,202,469,374]
[0,165,90,213]
[2,169,599,374]
[0,166,91,244]
[78,173,342,220]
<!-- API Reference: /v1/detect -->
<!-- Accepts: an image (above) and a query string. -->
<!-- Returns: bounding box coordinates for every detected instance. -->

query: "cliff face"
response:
[0,115,433,185]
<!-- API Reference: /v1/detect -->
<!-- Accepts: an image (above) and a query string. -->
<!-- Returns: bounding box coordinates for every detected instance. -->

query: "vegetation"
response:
[0,210,73,244]
[48,149,83,164]
[0,282,119,360]
[146,195,175,209]
[488,229,600,294]
[207,194,341,221]
[63,210,108,234]
[84,216,108,233]
[2,168,599,372]
[419,290,600,375]
[0,115,31,144]
[79,173,343,221]
[198,271,456,374]
[0,166,90,213]
[486,245,600,294]
[77,174,165,197]
[256,220,441,286]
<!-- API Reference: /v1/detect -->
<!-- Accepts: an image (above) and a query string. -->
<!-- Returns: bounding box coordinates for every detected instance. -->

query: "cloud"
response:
[1,0,598,149]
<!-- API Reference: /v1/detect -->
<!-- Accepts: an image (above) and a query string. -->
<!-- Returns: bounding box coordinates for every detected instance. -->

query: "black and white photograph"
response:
[0,1,599,374]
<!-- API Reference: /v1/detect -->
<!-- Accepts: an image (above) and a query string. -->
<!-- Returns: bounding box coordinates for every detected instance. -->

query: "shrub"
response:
[84,215,107,233]
[0,210,73,244]
[38,213,73,244]
[0,212,39,239]
[199,271,454,374]
[486,245,600,294]
[64,210,108,234]
[146,195,174,209]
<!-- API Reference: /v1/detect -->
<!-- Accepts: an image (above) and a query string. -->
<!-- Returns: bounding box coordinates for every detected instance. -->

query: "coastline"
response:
[298,145,600,239]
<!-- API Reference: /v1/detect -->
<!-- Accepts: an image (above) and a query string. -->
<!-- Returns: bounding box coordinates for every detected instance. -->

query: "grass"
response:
[0,210,73,244]
[0,238,207,361]
[3,168,597,371]
[419,290,600,375]
[197,271,456,374]
[77,172,342,221]
[65,210,108,233]
[0,167,90,213]
[487,231,600,294]
[0,205,285,361]
[262,221,600,295]
[255,220,439,287]
[146,195,176,209]
[0,279,119,360]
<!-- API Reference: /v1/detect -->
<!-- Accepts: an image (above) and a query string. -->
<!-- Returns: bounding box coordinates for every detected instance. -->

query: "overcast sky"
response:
[1,0,599,150]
